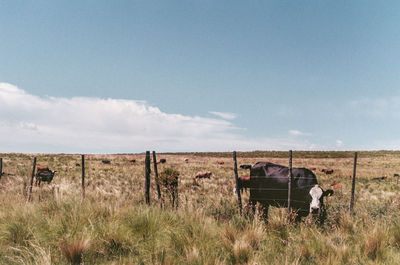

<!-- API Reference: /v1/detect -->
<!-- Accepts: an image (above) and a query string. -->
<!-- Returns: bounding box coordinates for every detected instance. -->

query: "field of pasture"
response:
[1,151,400,264]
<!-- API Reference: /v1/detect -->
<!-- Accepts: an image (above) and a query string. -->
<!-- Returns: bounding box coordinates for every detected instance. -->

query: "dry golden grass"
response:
[0,151,400,264]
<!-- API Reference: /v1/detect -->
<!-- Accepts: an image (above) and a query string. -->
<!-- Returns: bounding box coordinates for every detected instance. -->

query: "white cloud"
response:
[336,139,343,147]
[209,111,237,120]
[0,82,319,153]
[288,130,310,136]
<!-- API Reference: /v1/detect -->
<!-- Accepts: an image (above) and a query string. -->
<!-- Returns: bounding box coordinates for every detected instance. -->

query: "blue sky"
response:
[1,1,400,153]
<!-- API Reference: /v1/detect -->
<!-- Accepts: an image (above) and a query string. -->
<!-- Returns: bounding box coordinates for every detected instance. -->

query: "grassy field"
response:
[1,151,400,264]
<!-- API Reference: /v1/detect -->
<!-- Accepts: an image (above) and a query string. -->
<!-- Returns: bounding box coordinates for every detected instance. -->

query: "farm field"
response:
[1,151,400,264]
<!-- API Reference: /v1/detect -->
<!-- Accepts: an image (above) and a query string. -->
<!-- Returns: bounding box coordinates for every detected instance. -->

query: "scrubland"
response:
[1,151,400,264]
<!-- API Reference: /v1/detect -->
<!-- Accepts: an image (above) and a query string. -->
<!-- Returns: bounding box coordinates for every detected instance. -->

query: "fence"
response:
[0,150,396,218]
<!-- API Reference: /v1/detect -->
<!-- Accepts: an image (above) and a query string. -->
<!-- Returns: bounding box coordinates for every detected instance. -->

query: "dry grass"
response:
[0,151,400,264]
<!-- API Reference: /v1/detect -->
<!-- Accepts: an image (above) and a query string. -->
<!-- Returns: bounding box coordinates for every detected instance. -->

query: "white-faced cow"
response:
[240,162,333,222]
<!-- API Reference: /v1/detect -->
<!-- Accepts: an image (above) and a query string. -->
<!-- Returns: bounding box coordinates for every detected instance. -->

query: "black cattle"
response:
[244,162,333,222]
[240,164,252,170]
[35,167,56,186]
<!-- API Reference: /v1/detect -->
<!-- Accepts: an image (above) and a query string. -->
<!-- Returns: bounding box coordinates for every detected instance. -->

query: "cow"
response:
[217,161,225,165]
[102,159,111,164]
[129,159,136,163]
[159,159,167,164]
[234,175,250,194]
[184,158,189,163]
[240,164,252,170]
[372,176,387,180]
[35,166,56,186]
[239,162,333,222]
[195,171,212,179]
[321,169,334,174]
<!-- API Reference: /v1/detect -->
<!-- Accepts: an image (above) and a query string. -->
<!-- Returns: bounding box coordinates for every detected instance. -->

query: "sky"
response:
[1,1,400,153]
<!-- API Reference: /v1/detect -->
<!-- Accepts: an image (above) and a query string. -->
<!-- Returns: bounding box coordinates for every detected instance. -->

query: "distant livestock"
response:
[372,176,387,180]
[184,158,189,163]
[217,161,224,165]
[237,162,333,222]
[321,169,334,175]
[129,159,136,163]
[35,166,56,186]
[240,164,252,170]
[102,159,111,164]
[159,159,167,164]
[330,181,341,190]
[234,175,250,194]
[308,168,317,171]
[195,171,212,179]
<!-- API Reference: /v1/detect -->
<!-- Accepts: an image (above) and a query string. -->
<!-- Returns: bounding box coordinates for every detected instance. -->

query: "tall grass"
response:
[1,152,400,264]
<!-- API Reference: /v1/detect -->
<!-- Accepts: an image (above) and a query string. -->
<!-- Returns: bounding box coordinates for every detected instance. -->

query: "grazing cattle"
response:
[372,176,387,180]
[234,175,250,194]
[217,161,225,165]
[75,163,80,167]
[184,158,189,163]
[159,159,167,164]
[330,181,341,190]
[129,159,136,163]
[35,166,56,186]
[240,164,252,170]
[322,169,334,175]
[195,171,212,179]
[241,162,333,222]
[102,159,111,164]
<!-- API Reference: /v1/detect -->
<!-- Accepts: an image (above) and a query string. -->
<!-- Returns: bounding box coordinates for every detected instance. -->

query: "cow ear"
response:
[323,189,334,197]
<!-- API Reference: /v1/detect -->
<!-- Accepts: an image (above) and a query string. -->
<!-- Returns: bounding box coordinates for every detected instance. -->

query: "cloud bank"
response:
[0,83,318,153]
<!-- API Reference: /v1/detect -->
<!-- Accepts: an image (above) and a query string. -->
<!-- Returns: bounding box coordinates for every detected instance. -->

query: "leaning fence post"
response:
[152,151,162,208]
[27,157,37,202]
[288,150,293,214]
[81,155,85,199]
[145,151,151,205]
[233,151,243,215]
[350,152,358,215]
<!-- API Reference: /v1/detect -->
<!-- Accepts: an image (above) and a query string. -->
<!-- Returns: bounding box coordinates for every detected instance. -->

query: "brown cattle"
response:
[217,161,224,165]
[184,158,189,163]
[330,181,341,190]
[195,171,212,179]
[129,159,136,163]
[234,175,251,194]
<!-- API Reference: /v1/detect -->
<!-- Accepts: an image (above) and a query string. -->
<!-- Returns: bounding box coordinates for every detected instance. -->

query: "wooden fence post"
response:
[287,150,293,214]
[152,151,162,208]
[0,158,2,180]
[27,157,37,202]
[145,151,151,205]
[233,151,243,215]
[350,152,358,215]
[82,155,85,199]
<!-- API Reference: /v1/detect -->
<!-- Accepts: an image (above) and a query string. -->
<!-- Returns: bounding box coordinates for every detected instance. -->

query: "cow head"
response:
[309,185,333,214]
